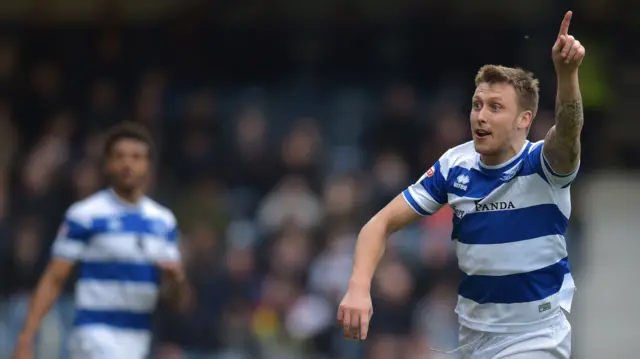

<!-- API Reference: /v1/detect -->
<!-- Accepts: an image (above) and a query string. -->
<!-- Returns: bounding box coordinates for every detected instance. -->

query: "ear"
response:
[518,111,533,131]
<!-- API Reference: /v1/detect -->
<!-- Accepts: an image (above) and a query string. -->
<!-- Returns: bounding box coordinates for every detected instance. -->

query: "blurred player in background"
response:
[338,11,585,359]
[12,123,191,359]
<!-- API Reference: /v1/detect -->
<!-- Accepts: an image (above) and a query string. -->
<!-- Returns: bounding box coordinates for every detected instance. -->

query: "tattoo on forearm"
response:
[556,100,584,136]
[544,99,584,172]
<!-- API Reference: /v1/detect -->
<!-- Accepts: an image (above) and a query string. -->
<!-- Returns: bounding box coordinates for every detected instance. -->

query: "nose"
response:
[476,108,489,124]
[120,159,134,172]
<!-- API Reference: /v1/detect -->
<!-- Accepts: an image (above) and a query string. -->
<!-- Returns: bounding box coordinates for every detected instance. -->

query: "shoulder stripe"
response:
[63,220,92,243]
[402,189,431,216]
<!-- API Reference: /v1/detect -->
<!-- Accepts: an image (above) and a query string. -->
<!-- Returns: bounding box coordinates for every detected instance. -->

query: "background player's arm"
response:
[543,11,586,175]
[16,207,90,349]
[158,261,192,312]
[157,226,193,312]
[17,259,75,346]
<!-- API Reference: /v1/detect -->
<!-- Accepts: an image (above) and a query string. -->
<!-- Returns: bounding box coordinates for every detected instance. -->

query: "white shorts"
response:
[457,315,571,359]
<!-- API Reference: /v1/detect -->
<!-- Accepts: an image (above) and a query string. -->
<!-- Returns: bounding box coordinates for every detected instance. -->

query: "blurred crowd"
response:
[0,42,468,357]
[1,1,634,358]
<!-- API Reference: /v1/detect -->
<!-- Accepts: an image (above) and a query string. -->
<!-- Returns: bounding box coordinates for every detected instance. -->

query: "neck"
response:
[480,138,527,166]
[111,187,143,204]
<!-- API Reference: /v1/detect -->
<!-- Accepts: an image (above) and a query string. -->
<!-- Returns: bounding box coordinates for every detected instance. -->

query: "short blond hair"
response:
[475,65,540,118]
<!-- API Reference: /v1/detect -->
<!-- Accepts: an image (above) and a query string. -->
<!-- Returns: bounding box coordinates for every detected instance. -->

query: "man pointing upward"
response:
[338,11,585,359]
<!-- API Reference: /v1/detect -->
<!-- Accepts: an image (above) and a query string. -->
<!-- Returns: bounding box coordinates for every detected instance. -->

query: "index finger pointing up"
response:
[558,11,573,38]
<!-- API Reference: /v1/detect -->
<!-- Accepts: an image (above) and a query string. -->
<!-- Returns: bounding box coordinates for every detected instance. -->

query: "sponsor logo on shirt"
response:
[453,207,466,219]
[474,201,516,212]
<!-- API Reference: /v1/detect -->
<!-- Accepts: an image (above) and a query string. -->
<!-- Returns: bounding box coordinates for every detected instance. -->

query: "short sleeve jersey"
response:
[402,140,578,333]
[52,189,179,357]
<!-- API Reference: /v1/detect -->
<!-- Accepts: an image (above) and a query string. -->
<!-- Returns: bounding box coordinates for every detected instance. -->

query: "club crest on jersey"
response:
[426,166,435,177]
[454,174,470,191]
[500,160,522,182]
[108,218,121,231]
[150,220,167,236]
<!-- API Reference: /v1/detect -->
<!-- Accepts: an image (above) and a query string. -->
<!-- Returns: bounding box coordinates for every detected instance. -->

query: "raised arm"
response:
[543,11,586,175]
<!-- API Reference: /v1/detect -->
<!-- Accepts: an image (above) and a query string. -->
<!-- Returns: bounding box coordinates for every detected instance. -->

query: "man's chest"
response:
[449,192,517,220]
[446,168,519,218]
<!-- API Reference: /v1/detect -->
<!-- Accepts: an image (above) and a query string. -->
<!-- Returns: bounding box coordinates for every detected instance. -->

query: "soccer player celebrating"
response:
[338,11,584,359]
[12,123,190,359]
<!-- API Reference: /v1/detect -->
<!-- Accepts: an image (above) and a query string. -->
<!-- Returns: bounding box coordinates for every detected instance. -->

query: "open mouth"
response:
[474,129,491,139]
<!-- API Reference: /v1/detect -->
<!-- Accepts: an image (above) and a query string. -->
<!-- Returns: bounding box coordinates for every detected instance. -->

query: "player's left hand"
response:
[157,261,194,311]
[11,337,33,359]
[552,11,586,74]
[157,261,185,283]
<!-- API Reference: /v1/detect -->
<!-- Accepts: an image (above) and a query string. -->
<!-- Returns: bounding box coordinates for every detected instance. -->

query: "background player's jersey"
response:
[52,189,180,358]
[403,140,577,334]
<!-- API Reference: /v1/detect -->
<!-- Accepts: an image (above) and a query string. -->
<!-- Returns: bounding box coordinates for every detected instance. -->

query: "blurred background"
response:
[0,0,638,358]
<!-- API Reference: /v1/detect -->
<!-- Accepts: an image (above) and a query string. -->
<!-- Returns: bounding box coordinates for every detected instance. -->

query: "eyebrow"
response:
[472,95,503,101]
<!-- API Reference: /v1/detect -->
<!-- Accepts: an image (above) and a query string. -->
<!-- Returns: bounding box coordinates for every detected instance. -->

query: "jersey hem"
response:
[457,308,564,334]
